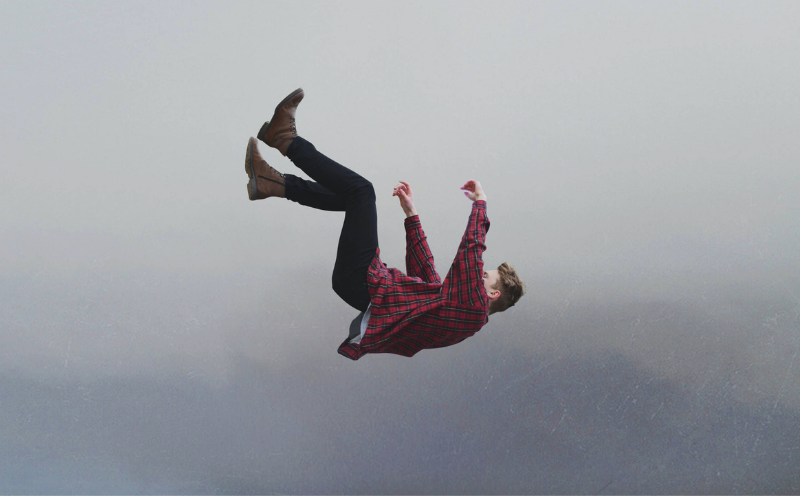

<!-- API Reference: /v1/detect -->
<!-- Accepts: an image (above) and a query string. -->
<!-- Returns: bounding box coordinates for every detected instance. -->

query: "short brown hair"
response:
[488,262,526,315]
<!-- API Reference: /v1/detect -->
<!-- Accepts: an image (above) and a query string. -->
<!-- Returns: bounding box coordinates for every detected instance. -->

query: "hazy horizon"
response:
[2,1,799,493]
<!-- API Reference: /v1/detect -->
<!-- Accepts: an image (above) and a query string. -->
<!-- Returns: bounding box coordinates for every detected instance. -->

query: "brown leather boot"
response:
[245,137,285,200]
[257,87,304,156]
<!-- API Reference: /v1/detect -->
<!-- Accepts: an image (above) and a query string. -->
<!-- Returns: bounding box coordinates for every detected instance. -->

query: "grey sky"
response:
[1,1,799,493]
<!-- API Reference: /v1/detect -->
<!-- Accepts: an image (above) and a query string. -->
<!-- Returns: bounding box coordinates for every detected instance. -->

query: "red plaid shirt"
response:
[338,200,490,360]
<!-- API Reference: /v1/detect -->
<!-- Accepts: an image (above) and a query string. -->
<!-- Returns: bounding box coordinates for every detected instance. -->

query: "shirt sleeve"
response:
[404,215,441,284]
[441,201,490,307]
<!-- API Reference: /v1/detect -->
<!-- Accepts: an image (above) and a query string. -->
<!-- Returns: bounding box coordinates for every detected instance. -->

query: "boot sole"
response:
[257,87,303,143]
[257,121,270,143]
[245,137,257,201]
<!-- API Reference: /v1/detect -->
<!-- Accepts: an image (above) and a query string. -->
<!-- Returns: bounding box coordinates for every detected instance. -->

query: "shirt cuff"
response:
[473,200,487,208]
[404,215,421,228]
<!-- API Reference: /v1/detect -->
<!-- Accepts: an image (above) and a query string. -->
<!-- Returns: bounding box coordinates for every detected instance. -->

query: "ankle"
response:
[285,136,303,160]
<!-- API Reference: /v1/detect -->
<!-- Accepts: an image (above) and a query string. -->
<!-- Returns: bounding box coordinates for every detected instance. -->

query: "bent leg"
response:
[284,174,346,212]
[287,137,371,199]
[284,137,378,312]
[331,184,378,311]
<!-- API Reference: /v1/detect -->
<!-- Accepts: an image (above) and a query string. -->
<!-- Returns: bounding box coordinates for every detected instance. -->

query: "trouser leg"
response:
[283,174,345,211]
[284,137,378,312]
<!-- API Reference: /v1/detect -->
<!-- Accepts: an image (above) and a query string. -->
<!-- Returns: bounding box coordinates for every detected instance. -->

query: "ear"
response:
[487,289,501,300]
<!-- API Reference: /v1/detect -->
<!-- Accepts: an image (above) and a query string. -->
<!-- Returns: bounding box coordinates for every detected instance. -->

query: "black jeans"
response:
[285,137,377,314]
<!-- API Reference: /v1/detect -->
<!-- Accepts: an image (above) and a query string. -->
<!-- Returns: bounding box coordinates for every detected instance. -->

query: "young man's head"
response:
[484,262,526,315]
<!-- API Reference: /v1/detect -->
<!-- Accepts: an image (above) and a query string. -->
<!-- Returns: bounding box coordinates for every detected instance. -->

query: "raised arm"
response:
[394,181,440,283]
[404,216,441,284]
[442,180,490,307]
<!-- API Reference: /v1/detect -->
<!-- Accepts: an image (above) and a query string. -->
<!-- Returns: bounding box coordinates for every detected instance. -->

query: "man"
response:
[245,88,525,360]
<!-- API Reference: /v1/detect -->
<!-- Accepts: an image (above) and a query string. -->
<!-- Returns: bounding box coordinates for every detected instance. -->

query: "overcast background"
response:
[1,1,799,494]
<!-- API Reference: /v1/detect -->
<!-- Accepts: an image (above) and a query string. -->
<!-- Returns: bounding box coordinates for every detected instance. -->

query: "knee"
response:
[359,179,375,203]
[353,180,375,203]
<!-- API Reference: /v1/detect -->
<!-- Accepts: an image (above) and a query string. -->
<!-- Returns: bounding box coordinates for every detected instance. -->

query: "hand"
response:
[392,180,418,218]
[461,180,487,202]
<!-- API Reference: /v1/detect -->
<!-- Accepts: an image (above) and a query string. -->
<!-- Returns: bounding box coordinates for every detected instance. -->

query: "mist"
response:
[2,1,799,493]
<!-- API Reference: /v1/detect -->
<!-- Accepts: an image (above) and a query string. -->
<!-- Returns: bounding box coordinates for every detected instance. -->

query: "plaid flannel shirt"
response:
[338,200,490,360]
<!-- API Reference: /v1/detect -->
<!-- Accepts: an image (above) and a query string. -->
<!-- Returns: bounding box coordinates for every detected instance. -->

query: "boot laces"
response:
[268,163,284,179]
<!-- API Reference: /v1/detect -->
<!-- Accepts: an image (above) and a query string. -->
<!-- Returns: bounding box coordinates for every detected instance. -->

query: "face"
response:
[483,269,501,300]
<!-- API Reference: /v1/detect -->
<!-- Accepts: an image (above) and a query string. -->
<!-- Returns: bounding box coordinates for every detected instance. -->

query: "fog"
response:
[1,1,799,493]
